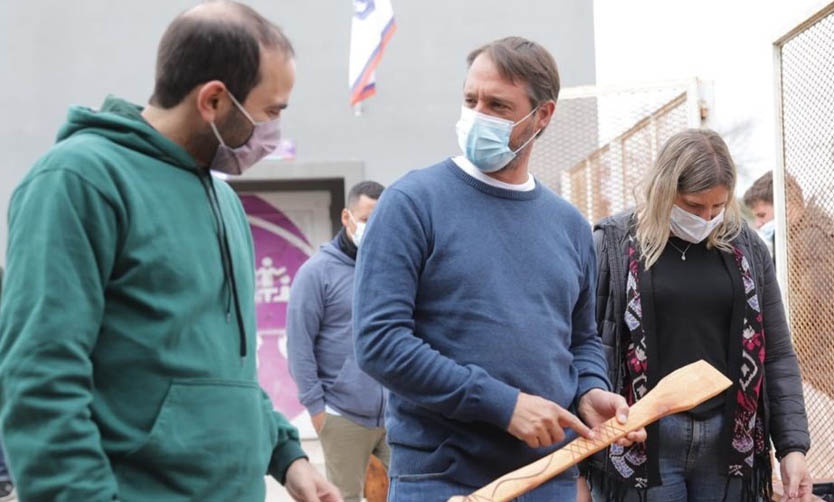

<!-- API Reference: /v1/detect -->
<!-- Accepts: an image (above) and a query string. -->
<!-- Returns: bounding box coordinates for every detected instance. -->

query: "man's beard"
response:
[500,120,538,173]
[188,109,254,167]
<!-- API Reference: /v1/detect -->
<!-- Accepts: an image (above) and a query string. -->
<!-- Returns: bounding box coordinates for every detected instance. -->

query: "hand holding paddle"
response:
[448,360,732,502]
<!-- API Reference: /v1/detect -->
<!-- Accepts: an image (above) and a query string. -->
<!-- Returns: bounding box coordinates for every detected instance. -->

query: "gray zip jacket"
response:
[286,236,386,428]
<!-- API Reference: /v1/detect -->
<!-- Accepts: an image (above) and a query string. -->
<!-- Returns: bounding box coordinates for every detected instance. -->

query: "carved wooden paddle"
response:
[448,359,732,502]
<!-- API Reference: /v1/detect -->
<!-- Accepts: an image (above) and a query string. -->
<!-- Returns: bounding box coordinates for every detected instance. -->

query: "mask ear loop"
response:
[209,121,228,147]
[347,210,362,240]
[510,105,542,154]
[511,105,540,127]
[209,89,253,150]
[225,90,257,125]
[512,127,541,154]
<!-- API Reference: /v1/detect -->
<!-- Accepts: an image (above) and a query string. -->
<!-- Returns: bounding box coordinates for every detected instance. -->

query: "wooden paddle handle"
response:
[447,360,732,502]
[447,410,650,502]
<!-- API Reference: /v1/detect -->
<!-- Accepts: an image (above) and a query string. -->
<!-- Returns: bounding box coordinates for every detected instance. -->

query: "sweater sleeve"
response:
[571,227,611,400]
[353,188,519,430]
[0,170,121,501]
[755,235,811,458]
[286,260,327,415]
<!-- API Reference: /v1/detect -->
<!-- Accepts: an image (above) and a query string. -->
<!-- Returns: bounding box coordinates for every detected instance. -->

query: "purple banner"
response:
[241,194,312,420]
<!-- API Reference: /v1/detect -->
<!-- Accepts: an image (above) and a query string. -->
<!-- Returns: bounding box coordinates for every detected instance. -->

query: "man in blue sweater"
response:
[353,37,646,501]
[287,181,389,502]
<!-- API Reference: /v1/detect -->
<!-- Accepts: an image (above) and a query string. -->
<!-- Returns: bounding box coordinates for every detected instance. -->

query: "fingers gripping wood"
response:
[448,360,732,502]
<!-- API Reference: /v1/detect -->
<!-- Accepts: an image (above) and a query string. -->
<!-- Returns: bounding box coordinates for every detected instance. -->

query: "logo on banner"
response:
[255,257,291,304]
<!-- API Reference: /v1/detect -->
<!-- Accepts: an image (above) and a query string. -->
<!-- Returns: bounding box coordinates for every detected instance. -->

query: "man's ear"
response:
[535,99,556,131]
[341,208,351,230]
[195,81,227,123]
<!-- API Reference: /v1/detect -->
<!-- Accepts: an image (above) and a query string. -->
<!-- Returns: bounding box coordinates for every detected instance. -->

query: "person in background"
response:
[745,172,834,448]
[743,170,776,256]
[352,36,644,501]
[743,171,776,230]
[0,2,339,500]
[287,180,389,502]
[587,129,811,501]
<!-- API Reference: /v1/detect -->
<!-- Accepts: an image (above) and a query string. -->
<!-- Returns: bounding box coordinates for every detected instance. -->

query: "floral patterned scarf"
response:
[604,235,767,488]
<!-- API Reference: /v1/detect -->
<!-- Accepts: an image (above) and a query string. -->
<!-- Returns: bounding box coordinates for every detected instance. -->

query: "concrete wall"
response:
[0,0,596,263]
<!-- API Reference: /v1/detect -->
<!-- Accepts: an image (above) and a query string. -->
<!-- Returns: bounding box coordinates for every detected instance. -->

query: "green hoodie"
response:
[0,96,306,501]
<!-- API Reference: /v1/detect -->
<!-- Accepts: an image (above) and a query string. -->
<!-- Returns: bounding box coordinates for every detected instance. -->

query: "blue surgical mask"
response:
[455,106,540,173]
[759,219,776,242]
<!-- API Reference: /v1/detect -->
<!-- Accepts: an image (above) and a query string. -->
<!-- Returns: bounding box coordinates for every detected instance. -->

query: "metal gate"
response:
[528,80,705,223]
[774,1,834,481]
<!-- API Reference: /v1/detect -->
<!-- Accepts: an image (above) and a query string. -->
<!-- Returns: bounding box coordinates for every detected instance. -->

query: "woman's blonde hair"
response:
[635,128,743,268]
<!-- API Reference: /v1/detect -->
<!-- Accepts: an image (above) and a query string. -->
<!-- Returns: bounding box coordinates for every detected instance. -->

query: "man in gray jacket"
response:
[287,181,388,502]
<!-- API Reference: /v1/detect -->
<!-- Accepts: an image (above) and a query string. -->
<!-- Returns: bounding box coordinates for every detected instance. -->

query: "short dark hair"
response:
[466,36,561,108]
[149,1,294,108]
[347,181,385,208]
[743,171,773,208]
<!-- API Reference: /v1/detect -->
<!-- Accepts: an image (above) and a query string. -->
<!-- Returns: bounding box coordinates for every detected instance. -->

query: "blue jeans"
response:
[593,412,742,502]
[389,469,578,501]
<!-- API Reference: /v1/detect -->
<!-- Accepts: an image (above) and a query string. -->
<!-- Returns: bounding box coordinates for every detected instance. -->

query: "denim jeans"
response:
[389,469,578,501]
[592,412,742,502]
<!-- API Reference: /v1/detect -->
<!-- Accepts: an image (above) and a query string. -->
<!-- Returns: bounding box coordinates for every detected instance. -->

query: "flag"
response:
[349,0,396,106]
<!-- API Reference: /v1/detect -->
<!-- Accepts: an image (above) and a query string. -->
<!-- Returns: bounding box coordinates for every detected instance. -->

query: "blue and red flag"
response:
[349,0,396,106]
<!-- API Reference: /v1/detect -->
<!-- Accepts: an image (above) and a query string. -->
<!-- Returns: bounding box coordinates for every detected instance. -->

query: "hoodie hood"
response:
[321,232,356,266]
[57,95,200,172]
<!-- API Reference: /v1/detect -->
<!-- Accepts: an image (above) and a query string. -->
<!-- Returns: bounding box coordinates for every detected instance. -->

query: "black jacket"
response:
[592,212,809,471]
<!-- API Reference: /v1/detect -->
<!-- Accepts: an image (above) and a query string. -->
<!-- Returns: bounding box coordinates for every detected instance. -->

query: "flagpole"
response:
[353,102,364,117]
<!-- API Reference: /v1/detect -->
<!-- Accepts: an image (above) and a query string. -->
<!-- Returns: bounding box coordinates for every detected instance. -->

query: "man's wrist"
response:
[575,385,607,409]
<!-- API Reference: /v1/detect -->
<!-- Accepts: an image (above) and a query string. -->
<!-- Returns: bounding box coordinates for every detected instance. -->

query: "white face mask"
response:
[348,211,366,247]
[670,205,725,243]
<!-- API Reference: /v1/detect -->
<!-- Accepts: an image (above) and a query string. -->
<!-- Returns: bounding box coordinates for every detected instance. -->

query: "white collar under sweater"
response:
[452,156,536,192]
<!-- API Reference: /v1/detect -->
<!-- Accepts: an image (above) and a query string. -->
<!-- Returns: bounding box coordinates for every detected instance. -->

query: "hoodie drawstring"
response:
[199,173,248,358]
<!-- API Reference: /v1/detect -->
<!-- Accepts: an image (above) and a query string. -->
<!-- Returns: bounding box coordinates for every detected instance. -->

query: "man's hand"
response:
[284,458,342,502]
[507,392,595,448]
[577,388,646,446]
[311,412,326,434]
[780,451,813,502]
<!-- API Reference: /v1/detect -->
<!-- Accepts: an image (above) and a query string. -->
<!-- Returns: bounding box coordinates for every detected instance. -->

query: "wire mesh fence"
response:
[775,1,834,482]
[529,82,701,222]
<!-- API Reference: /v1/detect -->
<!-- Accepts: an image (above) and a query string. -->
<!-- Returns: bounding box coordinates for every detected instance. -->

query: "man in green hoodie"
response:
[0,2,341,501]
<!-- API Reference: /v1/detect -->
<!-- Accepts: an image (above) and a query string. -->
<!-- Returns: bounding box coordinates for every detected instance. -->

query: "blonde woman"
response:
[585,129,812,501]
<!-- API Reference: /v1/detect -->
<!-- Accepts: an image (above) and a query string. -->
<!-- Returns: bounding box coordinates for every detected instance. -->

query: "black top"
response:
[652,236,733,418]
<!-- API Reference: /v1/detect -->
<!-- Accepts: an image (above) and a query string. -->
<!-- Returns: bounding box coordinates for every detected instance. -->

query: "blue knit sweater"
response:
[353,159,609,488]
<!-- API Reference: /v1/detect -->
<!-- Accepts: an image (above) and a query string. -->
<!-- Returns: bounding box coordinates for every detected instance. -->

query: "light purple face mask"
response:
[209,91,281,175]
